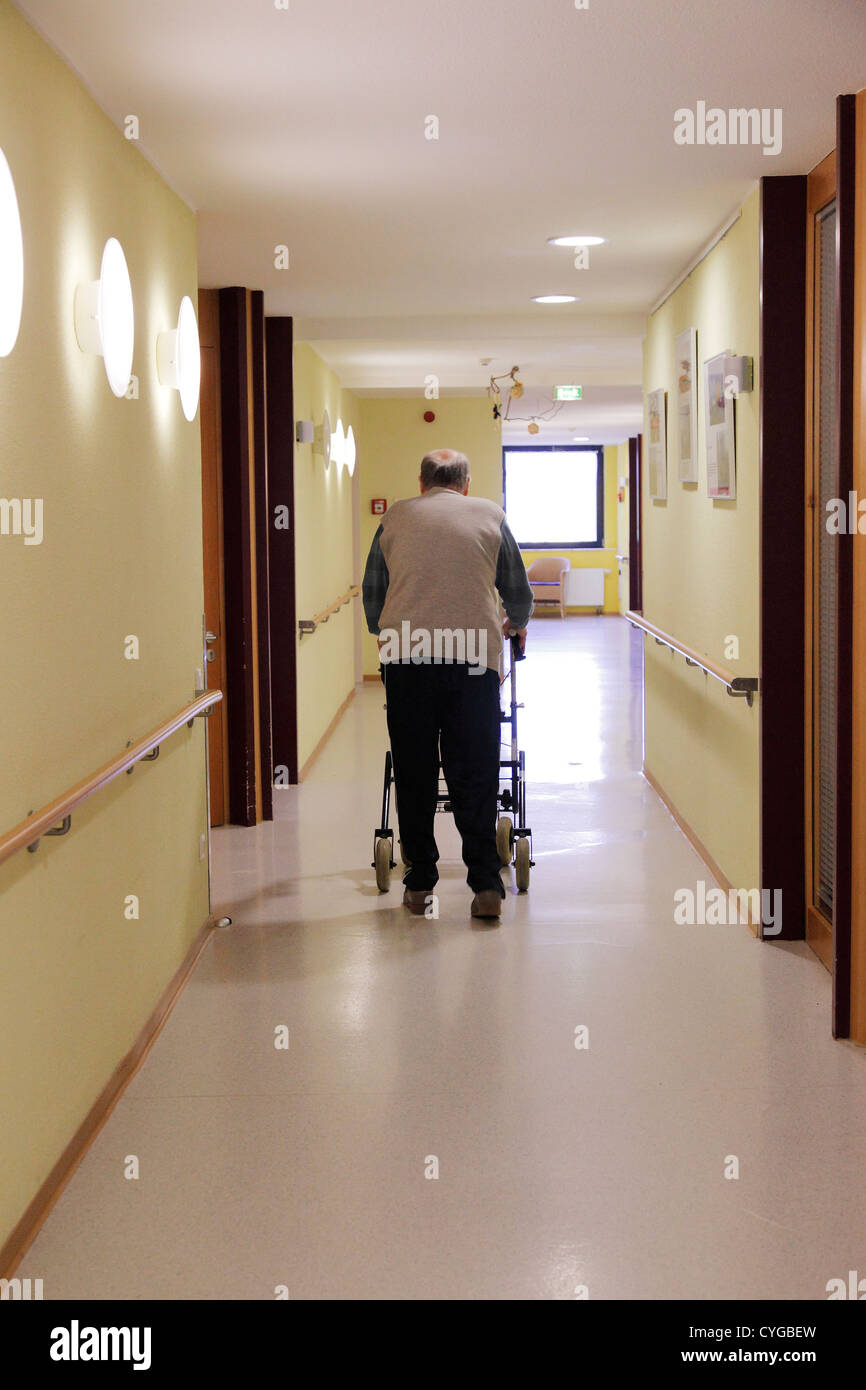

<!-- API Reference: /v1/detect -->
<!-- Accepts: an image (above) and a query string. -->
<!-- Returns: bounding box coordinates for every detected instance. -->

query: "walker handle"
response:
[510,632,526,662]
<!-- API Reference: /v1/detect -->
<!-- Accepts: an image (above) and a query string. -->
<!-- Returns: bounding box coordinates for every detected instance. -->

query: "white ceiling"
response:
[16,0,866,440]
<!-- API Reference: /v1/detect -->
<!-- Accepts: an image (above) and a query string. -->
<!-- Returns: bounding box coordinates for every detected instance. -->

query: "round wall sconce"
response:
[313,409,331,467]
[157,295,201,420]
[331,417,346,473]
[345,425,356,478]
[74,237,134,397]
[0,146,24,358]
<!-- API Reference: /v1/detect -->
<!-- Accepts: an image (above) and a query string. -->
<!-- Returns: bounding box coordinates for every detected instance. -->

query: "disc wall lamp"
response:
[345,425,356,478]
[74,237,134,397]
[313,409,331,467]
[157,295,201,420]
[331,417,346,473]
[0,146,24,357]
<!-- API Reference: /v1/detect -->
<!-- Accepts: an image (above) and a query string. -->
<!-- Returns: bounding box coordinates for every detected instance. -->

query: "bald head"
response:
[419,449,471,494]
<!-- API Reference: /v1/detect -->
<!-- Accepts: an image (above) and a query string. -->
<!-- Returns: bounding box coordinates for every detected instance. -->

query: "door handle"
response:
[205,631,218,644]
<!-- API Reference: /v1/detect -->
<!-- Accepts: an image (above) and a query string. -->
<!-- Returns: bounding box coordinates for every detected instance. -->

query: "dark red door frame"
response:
[832,93,857,1036]
[250,291,274,822]
[218,288,258,827]
[758,174,807,942]
[265,317,299,786]
[628,435,643,611]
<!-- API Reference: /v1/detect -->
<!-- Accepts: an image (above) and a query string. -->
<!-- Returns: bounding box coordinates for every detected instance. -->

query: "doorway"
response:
[199,290,229,827]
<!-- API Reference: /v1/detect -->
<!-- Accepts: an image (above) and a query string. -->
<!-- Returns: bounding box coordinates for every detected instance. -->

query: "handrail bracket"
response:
[27,814,72,854]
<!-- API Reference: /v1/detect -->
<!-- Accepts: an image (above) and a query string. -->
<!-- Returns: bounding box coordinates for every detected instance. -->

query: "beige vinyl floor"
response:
[16,616,866,1300]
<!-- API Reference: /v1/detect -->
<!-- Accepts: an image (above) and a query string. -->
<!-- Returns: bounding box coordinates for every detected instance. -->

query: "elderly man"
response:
[363,449,533,920]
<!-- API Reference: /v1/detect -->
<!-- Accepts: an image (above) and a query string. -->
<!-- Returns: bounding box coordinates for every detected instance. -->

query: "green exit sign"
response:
[554,385,583,400]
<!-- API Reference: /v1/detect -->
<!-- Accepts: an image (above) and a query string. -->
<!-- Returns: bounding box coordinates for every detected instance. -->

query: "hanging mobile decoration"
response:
[487,364,566,434]
[488,365,523,423]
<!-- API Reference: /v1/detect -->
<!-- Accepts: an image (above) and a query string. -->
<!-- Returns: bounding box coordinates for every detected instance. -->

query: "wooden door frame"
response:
[265,317,299,786]
[198,289,229,827]
[758,176,808,943]
[833,94,857,1037]
[218,288,259,827]
[250,291,274,822]
[628,434,643,611]
[803,153,836,968]
[849,89,866,1043]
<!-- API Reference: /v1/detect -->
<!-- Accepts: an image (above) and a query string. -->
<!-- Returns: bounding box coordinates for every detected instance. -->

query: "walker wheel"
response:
[515,836,531,892]
[375,837,392,892]
[496,816,514,866]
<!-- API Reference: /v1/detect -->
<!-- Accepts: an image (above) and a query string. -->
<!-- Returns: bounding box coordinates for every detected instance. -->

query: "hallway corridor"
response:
[15,618,866,1300]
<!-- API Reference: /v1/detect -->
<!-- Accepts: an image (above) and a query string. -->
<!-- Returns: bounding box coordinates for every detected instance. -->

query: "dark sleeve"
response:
[495,519,534,626]
[362,525,389,634]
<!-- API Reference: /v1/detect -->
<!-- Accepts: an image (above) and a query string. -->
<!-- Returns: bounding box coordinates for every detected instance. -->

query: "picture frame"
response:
[704,349,736,499]
[645,386,668,500]
[675,327,698,483]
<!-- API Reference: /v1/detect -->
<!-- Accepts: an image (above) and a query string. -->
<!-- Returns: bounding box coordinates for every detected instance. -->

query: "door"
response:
[804,151,837,969]
[199,290,229,827]
[627,435,642,612]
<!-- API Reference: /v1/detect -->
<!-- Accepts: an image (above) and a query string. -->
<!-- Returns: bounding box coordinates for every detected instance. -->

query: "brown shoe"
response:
[403,888,431,916]
[470,890,502,920]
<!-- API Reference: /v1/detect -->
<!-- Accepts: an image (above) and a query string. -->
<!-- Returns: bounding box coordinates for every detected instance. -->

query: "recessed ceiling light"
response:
[548,235,607,247]
[573,436,590,442]
[532,295,578,304]
[0,146,24,358]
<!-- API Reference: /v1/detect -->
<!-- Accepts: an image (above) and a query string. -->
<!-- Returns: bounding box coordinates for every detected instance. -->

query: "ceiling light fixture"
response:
[0,147,23,357]
[532,295,578,304]
[74,237,134,397]
[573,436,590,442]
[156,295,201,421]
[547,235,607,248]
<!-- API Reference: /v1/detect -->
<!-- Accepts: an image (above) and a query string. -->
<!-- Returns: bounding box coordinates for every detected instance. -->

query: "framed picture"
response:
[675,327,698,483]
[645,386,667,500]
[704,350,736,499]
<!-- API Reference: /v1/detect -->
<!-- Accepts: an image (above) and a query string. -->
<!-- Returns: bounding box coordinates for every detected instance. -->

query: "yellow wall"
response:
[358,396,502,675]
[0,1,207,1248]
[641,188,761,889]
[293,343,361,769]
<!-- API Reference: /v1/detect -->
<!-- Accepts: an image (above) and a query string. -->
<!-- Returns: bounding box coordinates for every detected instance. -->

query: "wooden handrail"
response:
[0,689,223,868]
[299,584,361,636]
[625,610,759,704]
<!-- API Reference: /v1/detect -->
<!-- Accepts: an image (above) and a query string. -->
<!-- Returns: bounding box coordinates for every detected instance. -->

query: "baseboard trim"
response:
[362,673,381,683]
[299,688,356,781]
[641,766,754,928]
[0,914,217,1279]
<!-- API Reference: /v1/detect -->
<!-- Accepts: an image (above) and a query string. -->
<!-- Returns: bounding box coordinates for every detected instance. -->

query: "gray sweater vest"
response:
[377,488,506,671]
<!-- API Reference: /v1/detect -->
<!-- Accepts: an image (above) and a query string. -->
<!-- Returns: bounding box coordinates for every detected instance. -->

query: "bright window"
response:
[503,447,603,548]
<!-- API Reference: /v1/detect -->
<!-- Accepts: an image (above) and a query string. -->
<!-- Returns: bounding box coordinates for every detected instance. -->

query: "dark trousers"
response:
[384,662,504,897]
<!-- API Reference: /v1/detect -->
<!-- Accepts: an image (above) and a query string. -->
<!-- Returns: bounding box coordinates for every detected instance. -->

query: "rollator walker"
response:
[372,634,534,893]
